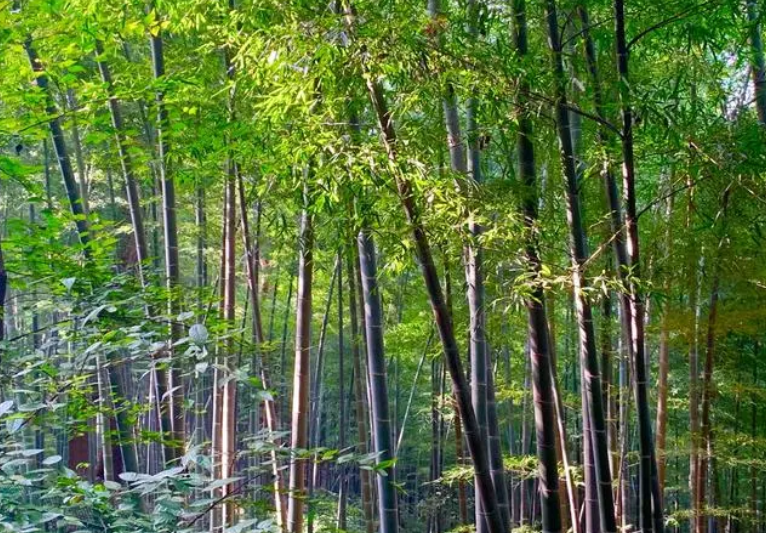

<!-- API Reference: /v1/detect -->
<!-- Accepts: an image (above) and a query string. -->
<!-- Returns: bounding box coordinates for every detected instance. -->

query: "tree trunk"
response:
[358,24,506,533]
[216,160,238,527]
[336,249,348,531]
[95,42,149,279]
[65,90,90,217]
[751,362,758,532]
[544,3,617,531]
[508,2,562,532]
[96,352,115,483]
[656,309,670,492]
[149,13,185,462]
[358,228,399,533]
[287,189,314,533]
[347,249,375,533]
[547,300,580,533]
[697,273,721,533]
[725,393,741,533]
[24,38,90,250]
[237,169,287,530]
[485,349,512,531]
[577,6,625,494]
[307,255,340,533]
[280,272,295,430]
[655,187,675,496]
[0,238,6,345]
[613,2,663,529]
[429,357,443,533]
[687,181,702,533]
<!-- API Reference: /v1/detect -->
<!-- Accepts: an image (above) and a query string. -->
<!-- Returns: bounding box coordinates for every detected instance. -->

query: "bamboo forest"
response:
[4,0,766,531]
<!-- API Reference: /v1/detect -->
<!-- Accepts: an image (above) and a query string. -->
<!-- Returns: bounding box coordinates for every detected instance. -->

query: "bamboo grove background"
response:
[1,0,766,532]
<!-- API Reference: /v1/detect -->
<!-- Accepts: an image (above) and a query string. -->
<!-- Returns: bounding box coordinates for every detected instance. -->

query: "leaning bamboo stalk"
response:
[345,4,507,525]
[237,168,287,529]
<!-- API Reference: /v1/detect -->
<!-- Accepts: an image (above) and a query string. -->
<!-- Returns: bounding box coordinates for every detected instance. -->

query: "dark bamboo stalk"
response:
[95,41,149,278]
[24,39,90,250]
[148,9,185,462]
[336,248,348,531]
[359,44,506,533]
[358,228,399,533]
[544,2,617,530]
[613,2,662,529]
[510,1,563,530]
[237,168,287,529]
[347,249,375,533]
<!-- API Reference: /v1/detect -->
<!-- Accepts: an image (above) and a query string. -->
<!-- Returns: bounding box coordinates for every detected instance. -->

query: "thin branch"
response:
[627,0,725,50]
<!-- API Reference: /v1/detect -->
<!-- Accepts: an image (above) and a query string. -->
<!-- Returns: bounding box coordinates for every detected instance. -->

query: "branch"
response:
[628,0,724,50]
[527,89,624,138]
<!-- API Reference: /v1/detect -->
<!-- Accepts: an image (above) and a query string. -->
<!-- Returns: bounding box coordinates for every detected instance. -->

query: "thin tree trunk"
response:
[287,189,314,533]
[429,357,443,533]
[656,185,675,499]
[280,272,295,430]
[614,2,662,529]
[24,38,90,250]
[218,160,238,527]
[697,273,721,533]
[582,364,600,533]
[65,90,90,217]
[656,310,670,492]
[149,10,185,462]
[601,293,618,481]
[751,362,758,532]
[237,169,287,530]
[443,260,468,528]
[617,320,631,529]
[577,6,624,492]
[511,1,563,530]
[358,27,507,533]
[336,249,348,531]
[358,228,398,533]
[548,303,580,533]
[310,255,340,459]
[726,395,741,533]
[307,255,340,533]
[347,249,375,533]
[485,350,512,531]
[0,238,6,346]
[95,42,149,279]
[396,330,433,454]
[688,183,702,533]
[268,271,280,342]
[544,3,617,531]
[194,184,208,452]
[96,352,115,482]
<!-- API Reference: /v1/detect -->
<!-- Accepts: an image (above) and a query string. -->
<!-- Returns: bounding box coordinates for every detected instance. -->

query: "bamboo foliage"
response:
[4,3,766,533]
